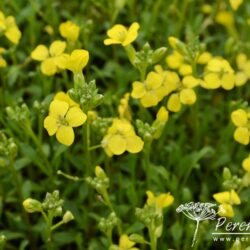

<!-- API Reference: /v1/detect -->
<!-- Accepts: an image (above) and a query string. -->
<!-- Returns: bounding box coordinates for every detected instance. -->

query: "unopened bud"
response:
[23,198,42,213]
[63,211,74,223]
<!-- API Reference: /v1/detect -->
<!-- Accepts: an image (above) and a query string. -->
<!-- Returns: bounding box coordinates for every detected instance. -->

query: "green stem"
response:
[46,211,53,250]
[143,142,152,187]
[149,226,157,250]
[51,220,64,231]
[83,122,91,175]
[88,144,102,151]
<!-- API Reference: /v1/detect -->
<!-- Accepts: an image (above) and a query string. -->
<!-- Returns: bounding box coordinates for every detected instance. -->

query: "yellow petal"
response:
[53,53,70,69]
[179,88,196,105]
[218,204,234,217]
[4,25,21,44]
[156,107,169,122]
[182,75,200,88]
[179,63,192,76]
[213,191,230,204]
[166,51,183,69]
[231,109,248,127]
[203,73,221,89]
[242,155,250,172]
[197,52,212,64]
[49,100,69,117]
[41,58,57,75]
[146,191,155,206]
[106,24,127,44]
[104,38,122,45]
[221,73,235,90]
[122,22,140,46]
[107,134,126,155]
[146,72,162,89]
[59,21,80,42]
[66,107,87,127]
[44,116,58,135]
[140,92,159,107]
[234,127,249,145]
[56,126,74,146]
[119,234,136,248]
[126,135,144,153]
[235,72,247,87]
[31,45,49,61]
[54,91,78,107]
[157,193,174,209]
[167,93,181,112]
[236,53,247,70]
[230,189,241,205]
[131,81,146,98]
[67,49,89,72]
[229,0,243,10]
[49,40,66,56]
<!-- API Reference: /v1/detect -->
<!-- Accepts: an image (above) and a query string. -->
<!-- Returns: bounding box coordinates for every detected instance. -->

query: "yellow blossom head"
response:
[213,189,241,205]
[146,191,174,212]
[44,99,87,146]
[216,11,234,28]
[0,11,21,44]
[218,203,234,217]
[59,20,80,42]
[104,22,140,47]
[101,119,144,156]
[66,49,89,73]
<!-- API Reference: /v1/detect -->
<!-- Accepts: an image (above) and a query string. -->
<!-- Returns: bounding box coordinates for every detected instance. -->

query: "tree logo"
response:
[176,202,217,247]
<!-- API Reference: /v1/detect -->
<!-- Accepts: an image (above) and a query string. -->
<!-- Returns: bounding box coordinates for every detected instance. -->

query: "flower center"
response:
[58,115,69,126]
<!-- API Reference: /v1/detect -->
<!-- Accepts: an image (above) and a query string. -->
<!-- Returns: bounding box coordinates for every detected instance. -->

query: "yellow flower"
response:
[31,40,67,75]
[0,11,21,44]
[242,155,250,172]
[167,75,199,112]
[229,0,243,10]
[118,234,138,250]
[202,58,235,90]
[65,49,89,73]
[231,109,250,145]
[102,119,144,156]
[213,189,241,217]
[44,100,87,146]
[146,191,174,212]
[104,22,140,46]
[59,20,80,42]
[131,70,178,108]
[216,11,234,28]
[156,106,169,123]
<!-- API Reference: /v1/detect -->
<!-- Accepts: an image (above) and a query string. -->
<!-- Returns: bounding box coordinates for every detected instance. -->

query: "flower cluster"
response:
[31,20,89,75]
[101,118,144,156]
[44,92,87,146]
[213,189,241,217]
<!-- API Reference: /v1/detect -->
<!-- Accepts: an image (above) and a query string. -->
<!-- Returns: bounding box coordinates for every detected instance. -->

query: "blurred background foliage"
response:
[0,0,250,249]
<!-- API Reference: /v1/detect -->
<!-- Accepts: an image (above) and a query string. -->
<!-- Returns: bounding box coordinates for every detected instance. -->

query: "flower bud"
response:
[23,198,42,213]
[63,211,74,223]
[151,47,167,64]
